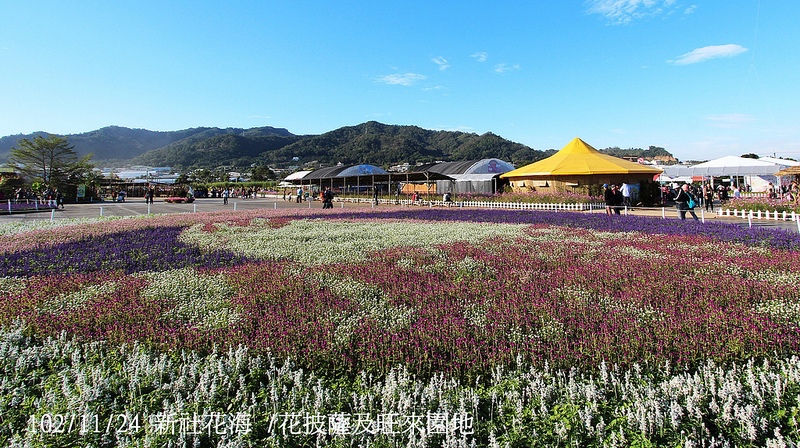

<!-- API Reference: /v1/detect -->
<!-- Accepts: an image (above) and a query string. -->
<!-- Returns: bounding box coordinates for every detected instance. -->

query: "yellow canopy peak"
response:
[561,137,600,154]
[500,137,663,178]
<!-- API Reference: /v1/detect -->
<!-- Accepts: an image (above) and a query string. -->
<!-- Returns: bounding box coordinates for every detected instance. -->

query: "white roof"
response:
[674,155,782,177]
[659,156,784,178]
[691,155,778,168]
[284,170,312,181]
[759,157,800,167]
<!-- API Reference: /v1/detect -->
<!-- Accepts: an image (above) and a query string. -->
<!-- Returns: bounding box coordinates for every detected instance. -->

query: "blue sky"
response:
[1,0,797,161]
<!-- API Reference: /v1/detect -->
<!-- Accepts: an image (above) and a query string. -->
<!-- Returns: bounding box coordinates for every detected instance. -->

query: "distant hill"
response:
[1,126,199,164]
[257,121,546,168]
[132,132,302,169]
[0,125,295,166]
[1,122,676,171]
[601,145,677,163]
[120,121,549,170]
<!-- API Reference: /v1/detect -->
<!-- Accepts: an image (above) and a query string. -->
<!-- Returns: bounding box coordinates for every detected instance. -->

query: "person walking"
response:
[443,191,453,207]
[322,187,334,209]
[620,182,632,210]
[704,183,714,212]
[673,184,699,220]
[222,188,230,205]
[612,184,623,215]
[603,184,614,215]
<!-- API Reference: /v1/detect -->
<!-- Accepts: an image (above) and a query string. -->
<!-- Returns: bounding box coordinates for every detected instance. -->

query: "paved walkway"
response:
[0,196,349,223]
[2,197,798,233]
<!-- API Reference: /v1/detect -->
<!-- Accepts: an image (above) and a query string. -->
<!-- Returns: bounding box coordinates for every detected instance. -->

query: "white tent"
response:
[658,156,787,191]
[686,156,781,176]
[759,157,800,168]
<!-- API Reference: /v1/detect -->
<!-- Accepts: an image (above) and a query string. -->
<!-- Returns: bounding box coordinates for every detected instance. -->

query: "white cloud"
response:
[494,63,520,74]
[684,5,697,15]
[471,52,488,62]
[585,0,680,24]
[433,125,475,133]
[431,56,450,71]
[669,44,748,65]
[376,73,427,86]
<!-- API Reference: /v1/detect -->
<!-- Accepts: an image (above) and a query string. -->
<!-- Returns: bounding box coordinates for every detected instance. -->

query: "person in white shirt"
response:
[620,182,632,209]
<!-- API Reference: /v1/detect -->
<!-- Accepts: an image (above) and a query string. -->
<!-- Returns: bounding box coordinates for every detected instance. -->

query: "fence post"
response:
[100,206,104,217]
[50,208,55,221]
[234,202,237,211]
[748,211,753,228]
[661,207,666,219]
[193,204,197,213]
[6,200,10,214]
[700,208,704,223]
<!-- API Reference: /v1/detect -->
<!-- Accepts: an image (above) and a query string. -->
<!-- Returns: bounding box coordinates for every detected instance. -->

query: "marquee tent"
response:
[658,156,789,191]
[500,137,662,191]
[759,157,800,169]
[683,156,781,176]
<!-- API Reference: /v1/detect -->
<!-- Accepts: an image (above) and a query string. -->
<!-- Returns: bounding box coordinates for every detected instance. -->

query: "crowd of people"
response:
[11,187,65,209]
[768,180,800,203]
[209,186,269,199]
[602,183,632,215]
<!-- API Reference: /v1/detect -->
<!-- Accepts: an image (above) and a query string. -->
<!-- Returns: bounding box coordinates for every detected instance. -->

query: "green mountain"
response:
[1,122,675,172]
[132,132,302,169]
[257,121,547,168]
[0,125,294,166]
[130,121,550,169]
[601,145,677,162]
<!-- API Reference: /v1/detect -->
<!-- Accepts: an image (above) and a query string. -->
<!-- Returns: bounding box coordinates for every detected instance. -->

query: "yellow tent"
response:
[500,137,662,191]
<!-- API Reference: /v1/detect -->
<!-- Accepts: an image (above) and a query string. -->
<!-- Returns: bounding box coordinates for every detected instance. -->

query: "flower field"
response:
[2,208,800,446]
[727,196,800,214]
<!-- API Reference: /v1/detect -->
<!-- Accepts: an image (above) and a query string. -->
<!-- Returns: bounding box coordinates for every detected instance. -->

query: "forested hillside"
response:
[132,121,550,170]
[1,122,675,171]
[602,145,677,162]
[0,126,295,166]
[132,133,302,169]
[260,121,547,168]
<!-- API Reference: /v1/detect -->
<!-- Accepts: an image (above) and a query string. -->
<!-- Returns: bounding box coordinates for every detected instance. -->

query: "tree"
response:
[249,164,275,181]
[740,153,759,159]
[7,135,92,188]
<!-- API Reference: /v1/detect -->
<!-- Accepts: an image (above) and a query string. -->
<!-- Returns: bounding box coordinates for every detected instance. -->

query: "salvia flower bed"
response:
[1,208,799,446]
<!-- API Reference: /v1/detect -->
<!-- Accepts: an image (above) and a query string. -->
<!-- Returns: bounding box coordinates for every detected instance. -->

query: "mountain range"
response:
[0,122,675,171]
